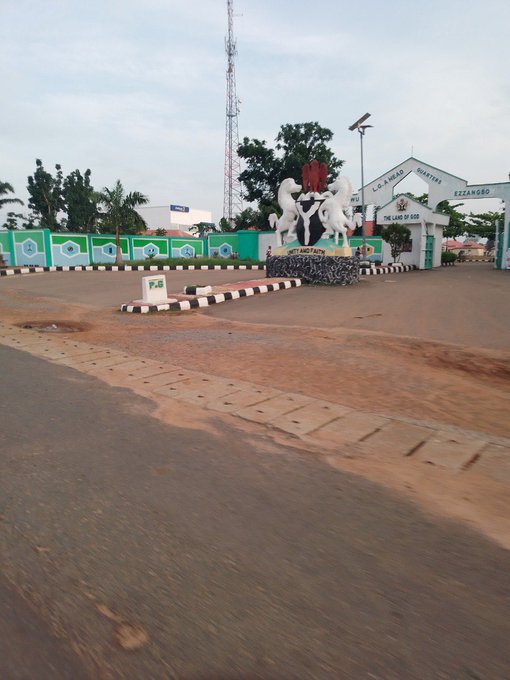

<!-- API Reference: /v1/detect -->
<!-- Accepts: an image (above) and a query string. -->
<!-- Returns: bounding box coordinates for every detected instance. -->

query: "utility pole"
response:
[349,113,373,259]
[223,0,243,226]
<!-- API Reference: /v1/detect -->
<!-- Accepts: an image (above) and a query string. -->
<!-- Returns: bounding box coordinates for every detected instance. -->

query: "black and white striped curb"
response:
[458,258,494,263]
[1,262,418,278]
[359,264,417,275]
[121,279,302,313]
[0,263,266,277]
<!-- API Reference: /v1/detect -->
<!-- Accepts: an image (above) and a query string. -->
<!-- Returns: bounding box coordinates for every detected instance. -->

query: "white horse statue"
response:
[318,176,355,247]
[269,178,302,246]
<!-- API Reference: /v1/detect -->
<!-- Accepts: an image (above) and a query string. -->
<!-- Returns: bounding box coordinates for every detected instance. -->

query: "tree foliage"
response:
[97,180,148,234]
[465,210,503,242]
[238,122,344,221]
[63,169,99,232]
[436,201,468,239]
[382,223,411,262]
[27,159,65,230]
[218,217,236,232]
[0,180,24,210]
[233,207,263,231]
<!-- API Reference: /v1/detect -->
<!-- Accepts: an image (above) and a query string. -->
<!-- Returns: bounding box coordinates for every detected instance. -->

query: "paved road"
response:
[2,344,510,679]
[206,263,510,350]
[0,268,267,309]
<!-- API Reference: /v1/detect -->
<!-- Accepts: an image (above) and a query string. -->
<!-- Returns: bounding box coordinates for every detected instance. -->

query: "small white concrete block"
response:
[142,275,168,303]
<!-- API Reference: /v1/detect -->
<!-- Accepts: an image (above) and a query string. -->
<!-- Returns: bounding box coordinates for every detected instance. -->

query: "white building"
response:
[376,195,447,268]
[137,204,214,231]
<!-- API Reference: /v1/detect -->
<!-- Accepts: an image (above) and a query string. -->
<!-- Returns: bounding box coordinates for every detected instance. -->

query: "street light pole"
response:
[359,126,367,258]
[349,113,372,259]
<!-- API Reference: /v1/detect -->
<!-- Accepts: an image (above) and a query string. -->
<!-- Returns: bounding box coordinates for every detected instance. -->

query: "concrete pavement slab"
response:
[133,369,194,389]
[121,363,171,380]
[91,359,152,375]
[55,350,127,368]
[413,432,487,470]
[79,356,137,372]
[309,411,389,449]
[356,420,435,457]
[235,393,315,424]
[271,400,352,437]
[151,374,238,401]
[467,443,510,482]
[49,343,111,358]
[205,387,283,413]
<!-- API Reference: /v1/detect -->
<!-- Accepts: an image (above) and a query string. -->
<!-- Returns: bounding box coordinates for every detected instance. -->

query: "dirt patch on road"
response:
[18,320,90,333]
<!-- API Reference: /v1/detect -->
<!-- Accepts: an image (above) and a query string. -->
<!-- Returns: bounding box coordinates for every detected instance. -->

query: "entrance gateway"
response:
[351,157,510,270]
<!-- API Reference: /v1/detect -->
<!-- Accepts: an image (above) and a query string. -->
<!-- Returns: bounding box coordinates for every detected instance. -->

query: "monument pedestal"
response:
[273,238,352,258]
[267,254,359,285]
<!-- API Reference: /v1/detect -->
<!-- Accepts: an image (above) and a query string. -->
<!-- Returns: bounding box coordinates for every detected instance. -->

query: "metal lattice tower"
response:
[223,0,243,225]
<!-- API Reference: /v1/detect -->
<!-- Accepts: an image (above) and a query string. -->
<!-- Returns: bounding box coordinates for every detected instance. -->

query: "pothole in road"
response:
[19,320,90,333]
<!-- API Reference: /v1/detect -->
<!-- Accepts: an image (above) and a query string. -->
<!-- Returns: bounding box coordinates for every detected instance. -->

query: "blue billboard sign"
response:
[170,204,189,213]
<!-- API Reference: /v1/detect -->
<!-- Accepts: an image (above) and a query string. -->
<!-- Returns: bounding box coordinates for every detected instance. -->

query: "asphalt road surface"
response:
[1,344,510,679]
[0,268,266,309]
[206,263,509,351]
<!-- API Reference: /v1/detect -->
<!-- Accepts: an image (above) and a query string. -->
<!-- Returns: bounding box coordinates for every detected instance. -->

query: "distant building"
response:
[136,204,214,232]
[443,239,485,256]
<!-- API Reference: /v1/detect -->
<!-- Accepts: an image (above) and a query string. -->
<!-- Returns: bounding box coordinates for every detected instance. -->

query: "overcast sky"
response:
[2,0,510,225]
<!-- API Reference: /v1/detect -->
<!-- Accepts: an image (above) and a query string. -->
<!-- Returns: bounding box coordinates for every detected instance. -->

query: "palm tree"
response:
[98,180,149,264]
[0,181,24,209]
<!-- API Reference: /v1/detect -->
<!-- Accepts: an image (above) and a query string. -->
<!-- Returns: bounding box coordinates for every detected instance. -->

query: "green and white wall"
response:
[0,228,388,266]
[0,229,209,266]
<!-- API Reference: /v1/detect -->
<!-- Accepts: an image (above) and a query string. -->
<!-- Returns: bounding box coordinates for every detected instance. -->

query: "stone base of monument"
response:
[273,238,352,258]
[266,255,359,285]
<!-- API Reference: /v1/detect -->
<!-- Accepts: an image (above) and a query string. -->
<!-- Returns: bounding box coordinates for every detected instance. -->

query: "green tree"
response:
[234,207,262,231]
[382,224,411,262]
[218,216,236,232]
[2,211,24,230]
[0,181,24,210]
[465,210,503,243]
[238,122,344,222]
[436,201,467,239]
[189,222,214,237]
[98,180,148,234]
[63,169,100,232]
[97,180,149,264]
[27,159,64,230]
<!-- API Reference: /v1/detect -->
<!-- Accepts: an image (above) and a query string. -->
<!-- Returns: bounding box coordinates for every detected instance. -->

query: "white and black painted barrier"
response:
[266,255,360,285]
[360,263,417,275]
[1,262,418,279]
[121,279,302,313]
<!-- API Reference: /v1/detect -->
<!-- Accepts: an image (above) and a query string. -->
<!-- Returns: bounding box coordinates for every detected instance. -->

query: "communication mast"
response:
[223,0,243,225]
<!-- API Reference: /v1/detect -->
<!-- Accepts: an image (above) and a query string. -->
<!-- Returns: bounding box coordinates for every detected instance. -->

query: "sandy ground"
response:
[1,262,509,545]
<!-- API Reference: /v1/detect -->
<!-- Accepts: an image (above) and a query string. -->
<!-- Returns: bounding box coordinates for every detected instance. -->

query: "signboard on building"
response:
[170,204,189,213]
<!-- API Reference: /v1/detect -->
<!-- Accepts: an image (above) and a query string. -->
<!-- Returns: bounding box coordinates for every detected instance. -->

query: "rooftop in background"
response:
[140,229,196,239]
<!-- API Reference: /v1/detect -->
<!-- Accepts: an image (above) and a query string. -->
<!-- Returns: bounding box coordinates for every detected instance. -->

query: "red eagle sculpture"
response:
[302,160,328,194]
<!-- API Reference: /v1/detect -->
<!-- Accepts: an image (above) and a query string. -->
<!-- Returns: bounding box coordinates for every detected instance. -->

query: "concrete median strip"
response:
[0,322,508,484]
[120,278,302,313]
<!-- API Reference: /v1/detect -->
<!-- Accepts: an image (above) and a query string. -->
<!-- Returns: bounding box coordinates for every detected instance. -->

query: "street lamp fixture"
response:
[349,113,373,258]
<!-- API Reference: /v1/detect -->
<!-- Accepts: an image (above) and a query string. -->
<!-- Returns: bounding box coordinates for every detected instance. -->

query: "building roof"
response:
[443,239,465,248]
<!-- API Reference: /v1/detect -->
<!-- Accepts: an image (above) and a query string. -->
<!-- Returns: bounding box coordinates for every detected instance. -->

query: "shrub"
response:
[381,224,411,262]
[441,250,457,264]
